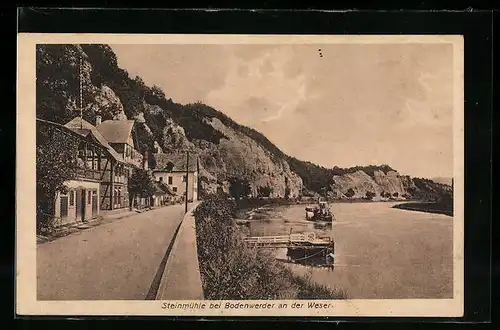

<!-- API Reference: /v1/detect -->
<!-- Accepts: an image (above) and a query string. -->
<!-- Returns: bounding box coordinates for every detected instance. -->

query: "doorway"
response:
[80,189,86,221]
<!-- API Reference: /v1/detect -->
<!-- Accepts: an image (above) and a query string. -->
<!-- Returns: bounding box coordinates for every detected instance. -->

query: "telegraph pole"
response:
[185,150,189,213]
[79,56,83,129]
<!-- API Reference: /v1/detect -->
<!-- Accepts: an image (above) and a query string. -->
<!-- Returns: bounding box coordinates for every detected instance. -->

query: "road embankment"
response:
[155,202,204,300]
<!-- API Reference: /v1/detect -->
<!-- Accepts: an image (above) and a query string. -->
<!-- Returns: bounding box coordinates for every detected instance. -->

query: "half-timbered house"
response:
[65,116,146,212]
[37,118,118,225]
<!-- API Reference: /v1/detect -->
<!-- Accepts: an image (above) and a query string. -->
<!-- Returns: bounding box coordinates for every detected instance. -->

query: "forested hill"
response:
[36,44,451,201]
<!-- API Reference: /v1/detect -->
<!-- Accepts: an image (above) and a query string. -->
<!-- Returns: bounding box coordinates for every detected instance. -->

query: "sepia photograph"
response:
[16,34,464,317]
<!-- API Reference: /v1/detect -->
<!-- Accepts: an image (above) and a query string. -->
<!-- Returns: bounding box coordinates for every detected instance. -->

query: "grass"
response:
[193,195,348,300]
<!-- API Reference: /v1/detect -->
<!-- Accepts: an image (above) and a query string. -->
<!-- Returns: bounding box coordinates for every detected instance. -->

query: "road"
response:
[37,204,185,300]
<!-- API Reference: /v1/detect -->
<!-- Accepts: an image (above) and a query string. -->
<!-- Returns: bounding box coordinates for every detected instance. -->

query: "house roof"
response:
[153,153,198,172]
[154,181,176,196]
[64,117,124,163]
[96,120,135,144]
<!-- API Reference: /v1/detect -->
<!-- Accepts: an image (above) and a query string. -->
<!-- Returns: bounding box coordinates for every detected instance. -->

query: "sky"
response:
[110,43,454,178]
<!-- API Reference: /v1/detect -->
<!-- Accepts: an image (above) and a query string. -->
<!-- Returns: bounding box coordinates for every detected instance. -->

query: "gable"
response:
[96,120,135,145]
[64,117,125,163]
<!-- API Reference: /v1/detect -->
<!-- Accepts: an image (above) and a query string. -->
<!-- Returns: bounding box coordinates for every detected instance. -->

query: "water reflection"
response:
[246,204,333,239]
[243,204,334,268]
[313,221,332,230]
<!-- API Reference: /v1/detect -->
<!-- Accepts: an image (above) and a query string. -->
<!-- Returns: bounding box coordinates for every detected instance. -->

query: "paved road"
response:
[37,204,185,300]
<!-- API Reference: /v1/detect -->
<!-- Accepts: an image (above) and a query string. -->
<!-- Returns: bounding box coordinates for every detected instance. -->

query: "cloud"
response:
[205,46,308,126]
[110,43,454,178]
[262,76,307,122]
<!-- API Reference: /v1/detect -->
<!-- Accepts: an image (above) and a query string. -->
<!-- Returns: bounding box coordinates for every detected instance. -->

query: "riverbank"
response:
[234,197,411,219]
[392,202,453,217]
[193,195,348,300]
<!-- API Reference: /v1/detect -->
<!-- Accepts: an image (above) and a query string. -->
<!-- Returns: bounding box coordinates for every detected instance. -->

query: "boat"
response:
[305,198,335,222]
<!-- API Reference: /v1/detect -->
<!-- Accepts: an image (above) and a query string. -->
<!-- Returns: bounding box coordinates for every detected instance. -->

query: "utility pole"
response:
[79,55,83,129]
[185,150,189,213]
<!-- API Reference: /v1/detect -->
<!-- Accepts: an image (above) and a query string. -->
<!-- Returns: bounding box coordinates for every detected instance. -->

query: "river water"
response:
[242,202,454,299]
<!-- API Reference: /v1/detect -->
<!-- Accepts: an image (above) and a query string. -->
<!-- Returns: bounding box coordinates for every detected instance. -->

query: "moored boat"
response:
[305,198,335,222]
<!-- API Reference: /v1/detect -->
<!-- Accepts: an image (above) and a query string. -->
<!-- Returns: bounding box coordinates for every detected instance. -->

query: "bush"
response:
[228,177,251,202]
[257,186,273,198]
[194,194,348,300]
[344,188,355,198]
[365,191,376,200]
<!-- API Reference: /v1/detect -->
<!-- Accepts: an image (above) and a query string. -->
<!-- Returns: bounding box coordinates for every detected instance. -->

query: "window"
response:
[182,175,186,182]
[69,190,75,206]
[173,187,178,193]
[60,196,68,217]
[168,176,173,185]
[159,177,163,182]
[88,190,92,204]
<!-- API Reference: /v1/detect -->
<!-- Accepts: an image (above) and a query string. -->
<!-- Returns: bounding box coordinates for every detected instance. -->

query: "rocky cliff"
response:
[195,117,303,198]
[36,44,451,201]
[330,170,414,200]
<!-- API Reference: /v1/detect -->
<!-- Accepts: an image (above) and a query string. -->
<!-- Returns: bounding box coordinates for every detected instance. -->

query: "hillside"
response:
[431,177,453,186]
[36,44,452,202]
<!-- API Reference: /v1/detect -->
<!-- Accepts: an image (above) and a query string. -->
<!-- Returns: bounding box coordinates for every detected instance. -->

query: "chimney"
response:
[96,115,102,126]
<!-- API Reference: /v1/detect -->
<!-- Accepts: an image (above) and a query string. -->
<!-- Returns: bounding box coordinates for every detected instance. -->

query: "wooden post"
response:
[110,161,114,210]
[83,143,87,168]
[92,145,95,170]
[185,150,189,214]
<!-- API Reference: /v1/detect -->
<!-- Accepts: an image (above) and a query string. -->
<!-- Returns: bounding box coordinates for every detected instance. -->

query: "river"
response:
[241,201,454,299]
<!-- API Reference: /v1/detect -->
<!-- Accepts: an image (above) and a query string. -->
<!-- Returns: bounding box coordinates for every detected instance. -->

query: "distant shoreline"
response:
[234,197,413,209]
[233,198,453,218]
[392,202,453,217]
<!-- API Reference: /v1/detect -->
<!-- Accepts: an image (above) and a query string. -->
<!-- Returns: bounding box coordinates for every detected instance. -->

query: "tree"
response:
[151,85,166,100]
[365,191,376,200]
[344,188,355,198]
[128,168,156,209]
[257,186,272,198]
[228,177,251,203]
[37,44,98,124]
[36,123,79,232]
[284,187,291,200]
